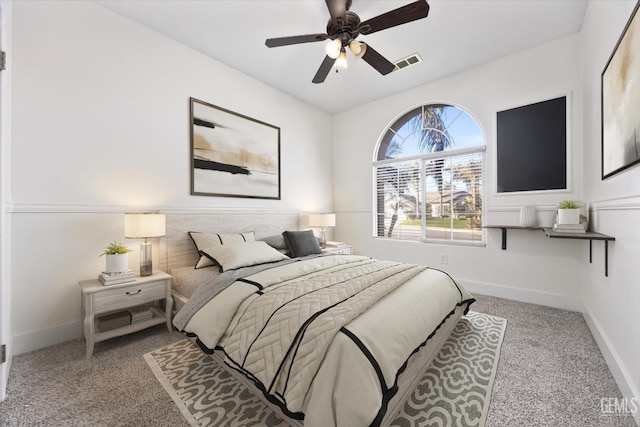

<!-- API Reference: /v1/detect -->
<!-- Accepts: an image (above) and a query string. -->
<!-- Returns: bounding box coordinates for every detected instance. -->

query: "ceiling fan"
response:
[265,0,430,84]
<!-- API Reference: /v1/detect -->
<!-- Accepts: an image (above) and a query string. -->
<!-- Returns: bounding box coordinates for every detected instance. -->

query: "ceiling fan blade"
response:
[312,55,337,84]
[359,0,430,35]
[325,0,347,25]
[361,44,396,75]
[265,33,328,48]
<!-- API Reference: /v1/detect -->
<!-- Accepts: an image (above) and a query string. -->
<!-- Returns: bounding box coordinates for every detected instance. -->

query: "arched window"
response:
[373,104,485,244]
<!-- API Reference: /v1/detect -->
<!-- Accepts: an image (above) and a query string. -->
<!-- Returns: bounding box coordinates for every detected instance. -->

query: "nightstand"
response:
[79,271,173,359]
[322,245,353,255]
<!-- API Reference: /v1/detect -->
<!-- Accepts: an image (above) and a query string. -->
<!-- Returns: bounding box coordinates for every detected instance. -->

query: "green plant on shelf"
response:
[99,241,133,257]
[558,200,581,209]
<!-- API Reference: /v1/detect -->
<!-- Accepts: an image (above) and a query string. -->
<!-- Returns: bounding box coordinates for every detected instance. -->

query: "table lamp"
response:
[309,213,336,248]
[124,213,166,276]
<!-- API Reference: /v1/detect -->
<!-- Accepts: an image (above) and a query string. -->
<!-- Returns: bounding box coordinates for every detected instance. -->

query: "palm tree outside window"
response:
[374,104,485,244]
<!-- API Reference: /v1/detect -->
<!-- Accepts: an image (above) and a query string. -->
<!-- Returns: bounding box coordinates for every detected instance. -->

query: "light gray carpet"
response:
[144,311,505,427]
[0,294,636,426]
[474,295,636,427]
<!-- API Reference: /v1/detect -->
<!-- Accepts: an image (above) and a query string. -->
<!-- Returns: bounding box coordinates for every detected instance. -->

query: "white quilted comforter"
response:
[178,255,474,427]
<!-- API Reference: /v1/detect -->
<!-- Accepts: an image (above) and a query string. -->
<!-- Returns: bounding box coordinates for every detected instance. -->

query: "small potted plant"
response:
[557,200,581,225]
[99,241,132,273]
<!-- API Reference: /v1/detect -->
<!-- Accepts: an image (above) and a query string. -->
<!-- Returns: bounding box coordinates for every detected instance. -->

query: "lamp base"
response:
[140,241,152,276]
[140,262,152,277]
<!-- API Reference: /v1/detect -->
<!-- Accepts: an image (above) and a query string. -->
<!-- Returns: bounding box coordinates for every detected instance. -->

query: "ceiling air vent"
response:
[393,53,422,72]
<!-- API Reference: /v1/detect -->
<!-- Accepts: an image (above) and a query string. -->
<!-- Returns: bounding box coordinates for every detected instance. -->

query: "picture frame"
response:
[601,2,640,180]
[190,97,281,199]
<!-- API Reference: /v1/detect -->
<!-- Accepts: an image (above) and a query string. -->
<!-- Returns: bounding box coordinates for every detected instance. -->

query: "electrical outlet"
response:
[440,254,448,264]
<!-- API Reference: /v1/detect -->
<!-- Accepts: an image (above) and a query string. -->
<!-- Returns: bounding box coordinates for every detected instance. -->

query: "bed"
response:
[161,211,475,427]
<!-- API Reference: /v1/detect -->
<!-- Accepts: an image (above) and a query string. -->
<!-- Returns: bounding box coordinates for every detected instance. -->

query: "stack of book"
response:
[129,306,153,324]
[553,223,586,233]
[99,270,135,285]
[325,241,347,248]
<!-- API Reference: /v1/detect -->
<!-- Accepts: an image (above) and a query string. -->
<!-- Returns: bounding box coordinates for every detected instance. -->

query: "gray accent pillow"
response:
[282,230,322,258]
[258,234,288,250]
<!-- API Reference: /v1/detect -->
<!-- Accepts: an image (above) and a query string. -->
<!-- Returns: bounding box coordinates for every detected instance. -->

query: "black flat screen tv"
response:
[496,96,567,193]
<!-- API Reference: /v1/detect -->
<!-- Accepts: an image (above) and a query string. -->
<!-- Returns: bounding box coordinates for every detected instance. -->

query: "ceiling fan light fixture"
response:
[326,39,342,59]
[349,40,367,59]
[335,50,348,69]
[265,0,431,83]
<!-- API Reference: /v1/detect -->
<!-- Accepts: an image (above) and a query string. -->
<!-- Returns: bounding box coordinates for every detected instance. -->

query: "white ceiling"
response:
[96,0,588,114]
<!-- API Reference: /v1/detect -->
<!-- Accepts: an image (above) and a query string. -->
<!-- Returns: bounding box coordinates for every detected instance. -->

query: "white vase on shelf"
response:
[519,205,537,227]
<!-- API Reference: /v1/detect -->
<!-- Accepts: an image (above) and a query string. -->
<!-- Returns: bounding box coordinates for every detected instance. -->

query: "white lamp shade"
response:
[325,39,342,59]
[124,213,166,238]
[335,51,348,69]
[349,41,367,59]
[309,213,336,228]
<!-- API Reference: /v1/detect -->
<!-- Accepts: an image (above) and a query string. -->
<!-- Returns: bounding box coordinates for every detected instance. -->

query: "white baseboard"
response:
[12,321,81,356]
[582,303,640,427]
[458,279,584,312]
[0,354,8,402]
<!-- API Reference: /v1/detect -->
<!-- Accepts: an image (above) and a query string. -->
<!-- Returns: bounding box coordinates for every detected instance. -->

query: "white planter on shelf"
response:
[105,254,129,273]
[519,205,537,227]
[557,208,580,225]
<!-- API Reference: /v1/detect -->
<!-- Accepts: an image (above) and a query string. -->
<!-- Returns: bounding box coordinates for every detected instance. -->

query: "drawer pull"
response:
[126,290,142,296]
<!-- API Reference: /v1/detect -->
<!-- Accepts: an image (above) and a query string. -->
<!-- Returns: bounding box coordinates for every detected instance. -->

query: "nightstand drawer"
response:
[93,281,166,314]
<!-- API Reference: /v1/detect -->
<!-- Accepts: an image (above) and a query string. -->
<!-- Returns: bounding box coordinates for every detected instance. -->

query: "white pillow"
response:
[199,241,289,272]
[189,231,255,269]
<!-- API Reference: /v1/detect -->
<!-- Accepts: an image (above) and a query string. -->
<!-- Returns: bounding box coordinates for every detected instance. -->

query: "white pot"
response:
[105,254,129,273]
[519,205,537,227]
[557,208,580,225]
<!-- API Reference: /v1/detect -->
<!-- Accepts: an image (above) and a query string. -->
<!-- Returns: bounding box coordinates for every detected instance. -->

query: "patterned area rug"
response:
[145,311,506,427]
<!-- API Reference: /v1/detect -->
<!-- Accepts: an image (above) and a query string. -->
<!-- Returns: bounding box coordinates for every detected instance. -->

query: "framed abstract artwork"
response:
[601,2,640,179]
[190,97,281,199]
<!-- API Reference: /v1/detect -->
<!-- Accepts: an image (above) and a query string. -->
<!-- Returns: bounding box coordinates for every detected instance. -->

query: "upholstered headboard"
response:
[159,210,300,273]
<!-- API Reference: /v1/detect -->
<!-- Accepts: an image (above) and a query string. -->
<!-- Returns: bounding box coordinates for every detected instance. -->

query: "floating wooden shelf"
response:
[483,225,615,277]
[543,228,615,277]
[483,226,543,250]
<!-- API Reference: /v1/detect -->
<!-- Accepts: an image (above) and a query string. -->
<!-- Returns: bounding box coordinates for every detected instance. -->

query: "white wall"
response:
[9,1,333,353]
[580,0,640,420]
[333,34,585,310]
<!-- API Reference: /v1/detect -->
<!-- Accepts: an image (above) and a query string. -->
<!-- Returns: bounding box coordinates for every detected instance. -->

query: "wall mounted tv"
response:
[496,96,567,193]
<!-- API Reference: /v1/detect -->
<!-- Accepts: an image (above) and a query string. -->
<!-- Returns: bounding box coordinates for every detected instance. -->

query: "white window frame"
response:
[373,106,486,246]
